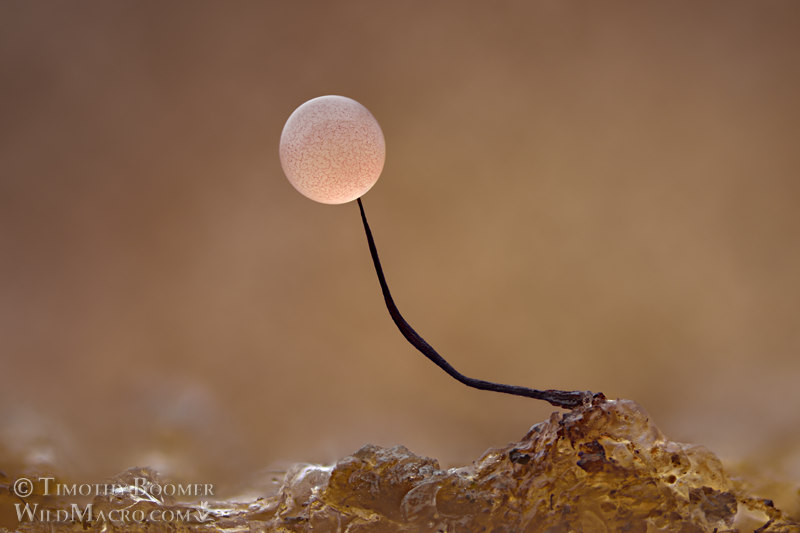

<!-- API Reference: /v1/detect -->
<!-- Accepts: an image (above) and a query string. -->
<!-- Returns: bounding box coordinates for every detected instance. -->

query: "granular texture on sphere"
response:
[280,95,385,204]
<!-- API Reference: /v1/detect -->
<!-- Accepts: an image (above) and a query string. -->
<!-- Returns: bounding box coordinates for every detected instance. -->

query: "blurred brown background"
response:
[1,2,799,495]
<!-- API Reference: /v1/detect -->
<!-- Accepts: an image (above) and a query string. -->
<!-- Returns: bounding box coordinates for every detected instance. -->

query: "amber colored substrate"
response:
[2,397,797,533]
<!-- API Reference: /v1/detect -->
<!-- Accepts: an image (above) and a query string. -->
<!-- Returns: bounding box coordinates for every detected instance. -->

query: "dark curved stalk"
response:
[357,198,597,409]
